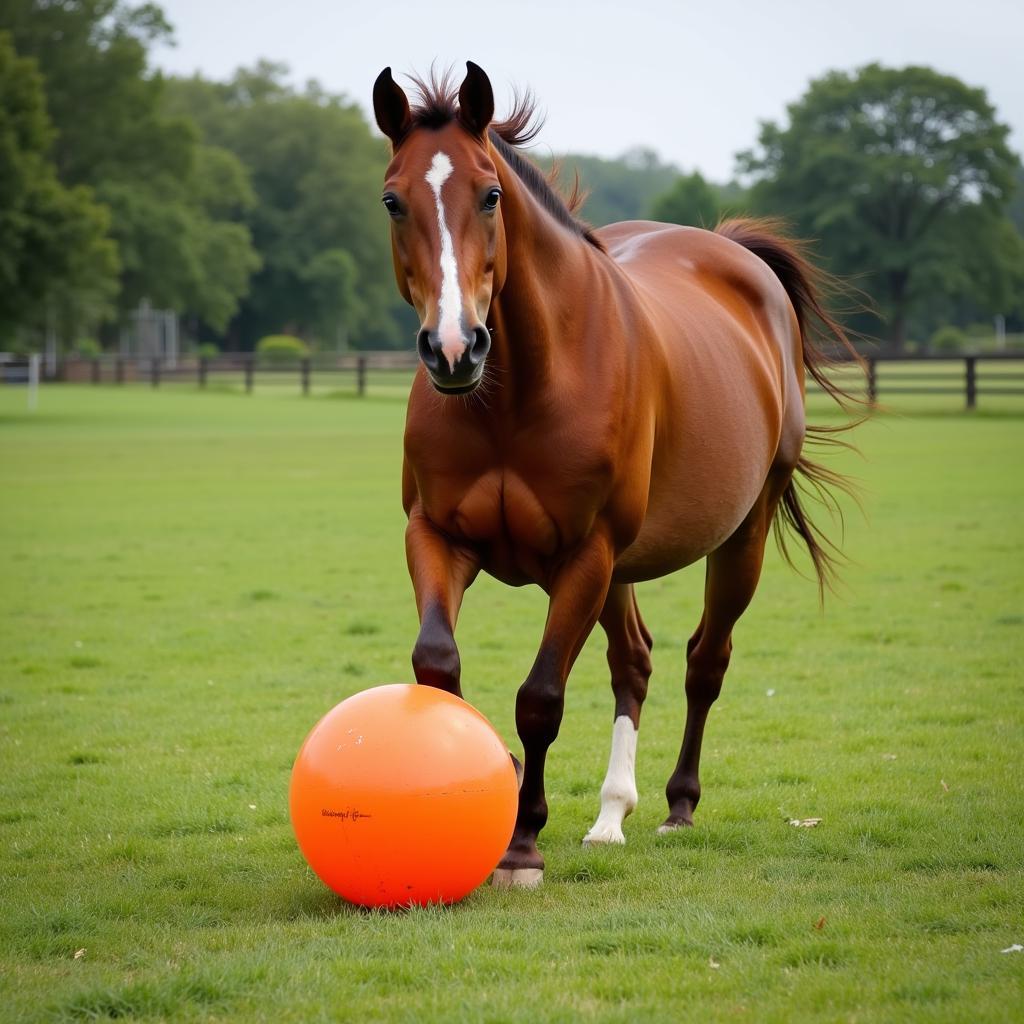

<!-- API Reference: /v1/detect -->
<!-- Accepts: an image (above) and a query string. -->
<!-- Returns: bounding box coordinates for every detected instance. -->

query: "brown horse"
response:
[372,62,858,886]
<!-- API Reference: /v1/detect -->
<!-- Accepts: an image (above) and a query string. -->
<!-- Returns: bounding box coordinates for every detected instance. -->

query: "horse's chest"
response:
[442,467,598,584]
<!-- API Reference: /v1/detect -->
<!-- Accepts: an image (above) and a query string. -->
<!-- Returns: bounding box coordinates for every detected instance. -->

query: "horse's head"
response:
[373,62,505,395]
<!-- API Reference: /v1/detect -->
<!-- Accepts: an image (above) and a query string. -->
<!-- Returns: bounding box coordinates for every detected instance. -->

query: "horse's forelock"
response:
[404,68,543,146]
[405,66,460,129]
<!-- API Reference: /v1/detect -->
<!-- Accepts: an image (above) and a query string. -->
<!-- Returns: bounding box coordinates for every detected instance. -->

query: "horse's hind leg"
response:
[583,584,653,845]
[660,474,788,831]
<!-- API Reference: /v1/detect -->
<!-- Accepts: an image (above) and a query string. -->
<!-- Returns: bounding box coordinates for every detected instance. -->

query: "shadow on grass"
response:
[280,878,489,922]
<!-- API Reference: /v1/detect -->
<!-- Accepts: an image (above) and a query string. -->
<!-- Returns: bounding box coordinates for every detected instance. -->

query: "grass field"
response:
[1,384,1022,1023]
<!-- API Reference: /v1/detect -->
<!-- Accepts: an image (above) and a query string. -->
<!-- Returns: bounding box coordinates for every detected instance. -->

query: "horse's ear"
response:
[373,67,411,146]
[458,61,494,138]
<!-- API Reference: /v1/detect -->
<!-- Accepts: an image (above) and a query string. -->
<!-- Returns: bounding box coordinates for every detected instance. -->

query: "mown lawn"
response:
[1,384,1022,1023]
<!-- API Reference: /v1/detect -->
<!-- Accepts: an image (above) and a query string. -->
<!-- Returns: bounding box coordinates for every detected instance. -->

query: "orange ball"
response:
[289,684,518,908]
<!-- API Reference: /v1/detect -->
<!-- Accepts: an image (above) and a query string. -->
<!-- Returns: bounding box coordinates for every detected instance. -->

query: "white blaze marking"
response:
[425,151,465,372]
[582,715,639,845]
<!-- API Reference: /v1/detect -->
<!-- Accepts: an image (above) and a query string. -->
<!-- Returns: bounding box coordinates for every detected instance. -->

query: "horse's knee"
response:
[515,675,564,747]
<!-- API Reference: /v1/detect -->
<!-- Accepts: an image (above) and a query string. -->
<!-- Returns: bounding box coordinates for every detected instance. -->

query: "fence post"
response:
[91,358,101,384]
[199,357,207,389]
[151,358,160,388]
[301,357,311,396]
[245,354,254,394]
[28,353,40,411]
[357,355,367,396]
[867,357,877,404]
[965,356,977,410]
[115,357,124,385]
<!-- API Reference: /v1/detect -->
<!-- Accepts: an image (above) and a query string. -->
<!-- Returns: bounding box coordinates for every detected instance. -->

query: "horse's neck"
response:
[486,162,602,405]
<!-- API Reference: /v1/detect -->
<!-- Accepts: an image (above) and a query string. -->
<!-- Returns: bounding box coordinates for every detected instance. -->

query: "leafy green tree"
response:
[739,64,1023,348]
[1004,166,1024,327]
[650,171,722,227]
[164,64,406,348]
[100,144,260,331]
[0,31,118,344]
[1009,165,1024,237]
[301,249,360,346]
[0,0,179,186]
[3,1,259,335]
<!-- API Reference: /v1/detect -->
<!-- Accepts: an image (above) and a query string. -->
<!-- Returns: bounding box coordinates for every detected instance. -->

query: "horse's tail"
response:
[714,216,865,598]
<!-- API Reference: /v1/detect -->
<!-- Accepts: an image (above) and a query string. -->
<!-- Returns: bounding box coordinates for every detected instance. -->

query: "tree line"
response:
[2,0,1021,354]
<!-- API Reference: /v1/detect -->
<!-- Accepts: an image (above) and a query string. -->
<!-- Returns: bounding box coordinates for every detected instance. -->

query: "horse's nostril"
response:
[469,325,491,365]
[417,329,439,371]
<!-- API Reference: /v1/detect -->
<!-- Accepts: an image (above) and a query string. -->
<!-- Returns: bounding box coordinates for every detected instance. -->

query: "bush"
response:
[74,338,101,358]
[930,326,966,353]
[196,343,220,360]
[256,335,309,364]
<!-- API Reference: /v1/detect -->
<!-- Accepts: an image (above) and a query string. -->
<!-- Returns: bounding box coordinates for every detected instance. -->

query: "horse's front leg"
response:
[406,507,479,695]
[493,528,615,888]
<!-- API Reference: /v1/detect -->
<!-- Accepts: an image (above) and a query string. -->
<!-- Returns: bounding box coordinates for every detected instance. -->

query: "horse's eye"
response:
[482,188,501,212]
[382,194,402,216]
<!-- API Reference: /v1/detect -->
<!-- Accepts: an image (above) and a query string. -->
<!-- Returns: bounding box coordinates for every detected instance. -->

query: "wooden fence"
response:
[805,353,1024,409]
[51,351,420,397]
[6,351,1024,408]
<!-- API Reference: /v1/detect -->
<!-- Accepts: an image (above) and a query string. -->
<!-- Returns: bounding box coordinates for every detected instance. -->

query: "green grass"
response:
[1,384,1022,1023]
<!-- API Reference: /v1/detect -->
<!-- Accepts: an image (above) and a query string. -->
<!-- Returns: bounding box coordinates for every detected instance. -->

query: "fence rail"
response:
[804,353,1024,409]
[3,351,1023,408]
[40,351,421,397]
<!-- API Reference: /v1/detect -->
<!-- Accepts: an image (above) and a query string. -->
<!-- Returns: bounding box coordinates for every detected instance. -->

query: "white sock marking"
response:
[583,715,639,846]
[425,152,465,372]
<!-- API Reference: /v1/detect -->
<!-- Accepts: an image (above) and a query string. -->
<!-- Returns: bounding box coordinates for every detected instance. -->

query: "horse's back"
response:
[599,221,793,331]
[593,221,806,580]
[598,220,800,384]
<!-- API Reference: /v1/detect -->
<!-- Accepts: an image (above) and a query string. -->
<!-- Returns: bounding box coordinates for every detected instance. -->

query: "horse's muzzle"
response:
[417,324,491,393]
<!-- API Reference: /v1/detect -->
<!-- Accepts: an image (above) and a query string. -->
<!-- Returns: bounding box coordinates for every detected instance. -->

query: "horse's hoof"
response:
[492,867,544,888]
[656,815,693,834]
[582,821,626,846]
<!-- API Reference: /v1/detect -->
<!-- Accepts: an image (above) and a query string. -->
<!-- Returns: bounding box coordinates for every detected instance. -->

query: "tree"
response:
[3,1,259,336]
[1009,165,1024,237]
[0,0,179,186]
[99,143,260,331]
[164,64,406,348]
[0,31,118,344]
[739,64,1023,348]
[650,171,723,227]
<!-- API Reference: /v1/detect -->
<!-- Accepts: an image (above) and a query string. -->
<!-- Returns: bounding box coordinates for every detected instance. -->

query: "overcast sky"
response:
[151,0,1023,182]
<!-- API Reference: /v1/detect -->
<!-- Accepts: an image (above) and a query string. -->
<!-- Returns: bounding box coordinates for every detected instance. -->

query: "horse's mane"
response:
[405,68,604,250]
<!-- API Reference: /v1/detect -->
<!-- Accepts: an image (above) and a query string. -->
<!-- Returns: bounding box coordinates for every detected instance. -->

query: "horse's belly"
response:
[613,496,746,582]
[613,372,782,582]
